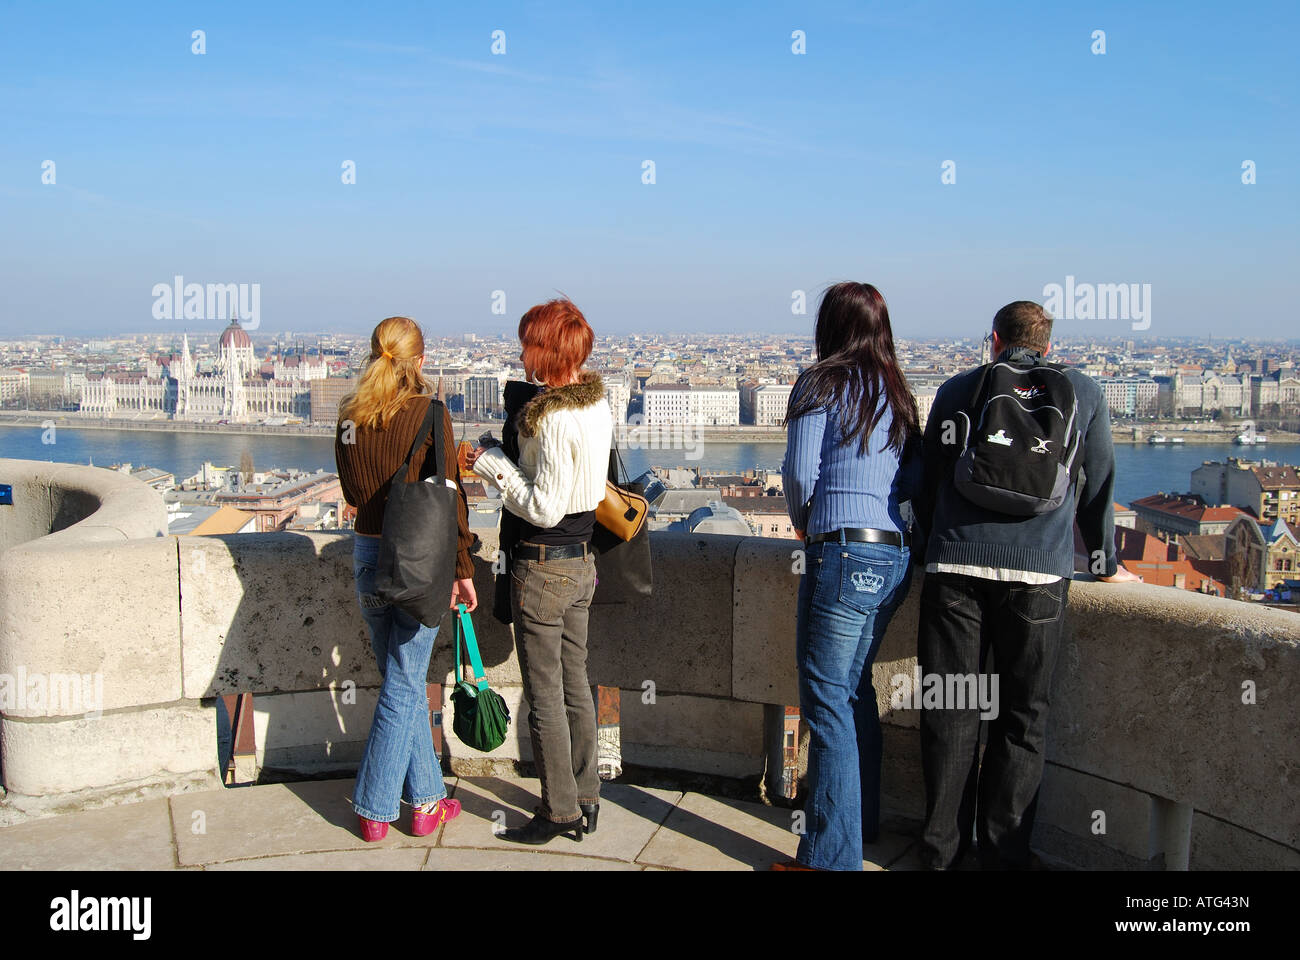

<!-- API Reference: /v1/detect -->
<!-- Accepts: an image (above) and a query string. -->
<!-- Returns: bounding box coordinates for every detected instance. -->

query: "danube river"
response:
[2,424,1297,509]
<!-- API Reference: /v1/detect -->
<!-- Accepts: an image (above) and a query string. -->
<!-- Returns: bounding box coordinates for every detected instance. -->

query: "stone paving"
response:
[0,776,924,871]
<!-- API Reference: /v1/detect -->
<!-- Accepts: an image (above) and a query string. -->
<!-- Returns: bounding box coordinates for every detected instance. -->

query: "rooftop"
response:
[1130,492,1251,523]
[1253,465,1300,489]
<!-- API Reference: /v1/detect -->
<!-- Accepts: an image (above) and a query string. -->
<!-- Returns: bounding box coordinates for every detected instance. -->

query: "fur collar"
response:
[519,372,604,437]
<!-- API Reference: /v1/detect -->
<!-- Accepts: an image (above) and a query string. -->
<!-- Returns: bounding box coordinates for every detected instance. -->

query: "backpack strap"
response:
[954,362,996,455]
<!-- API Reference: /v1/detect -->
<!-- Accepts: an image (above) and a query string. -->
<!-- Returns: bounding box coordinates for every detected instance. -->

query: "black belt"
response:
[807,528,903,547]
[513,541,590,561]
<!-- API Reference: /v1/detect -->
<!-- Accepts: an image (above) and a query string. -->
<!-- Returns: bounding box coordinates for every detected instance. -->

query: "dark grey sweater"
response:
[913,349,1118,579]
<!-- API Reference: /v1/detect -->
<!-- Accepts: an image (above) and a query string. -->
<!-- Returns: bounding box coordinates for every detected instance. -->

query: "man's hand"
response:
[451,577,478,611]
[794,528,805,543]
[1098,564,1141,583]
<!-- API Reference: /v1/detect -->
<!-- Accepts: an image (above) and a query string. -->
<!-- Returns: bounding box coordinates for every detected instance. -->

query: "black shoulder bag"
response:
[373,398,459,626]
[592,447,653,604]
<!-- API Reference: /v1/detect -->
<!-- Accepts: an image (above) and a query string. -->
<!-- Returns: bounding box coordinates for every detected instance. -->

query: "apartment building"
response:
[643,383,740,426]
[465,375,503,417]
[602,373,631,425]
[1095,376,1159,418]
[739,382,792,426]
[309,376,357,423]
[1191,459,1300,526]
[0,368,31,404]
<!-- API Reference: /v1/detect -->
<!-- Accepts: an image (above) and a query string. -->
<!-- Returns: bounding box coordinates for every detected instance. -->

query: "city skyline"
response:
[2,2,1297,339]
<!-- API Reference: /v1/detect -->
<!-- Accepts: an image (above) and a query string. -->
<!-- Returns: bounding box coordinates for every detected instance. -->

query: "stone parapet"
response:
[1,459,1296,868]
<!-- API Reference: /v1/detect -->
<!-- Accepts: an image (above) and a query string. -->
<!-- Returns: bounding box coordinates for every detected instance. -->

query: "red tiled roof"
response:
[1202,506,1250,522]
[1125,559,1227,594]
[1130,493,1249,524]
[1115,527,1176,564]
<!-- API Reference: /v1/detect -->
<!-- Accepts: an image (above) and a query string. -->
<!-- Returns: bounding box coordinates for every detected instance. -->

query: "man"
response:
[912,300,1138,870]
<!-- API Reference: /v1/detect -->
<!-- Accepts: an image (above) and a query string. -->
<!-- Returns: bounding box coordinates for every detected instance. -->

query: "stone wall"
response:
[0,458,1296,868]
[0,457,166,552]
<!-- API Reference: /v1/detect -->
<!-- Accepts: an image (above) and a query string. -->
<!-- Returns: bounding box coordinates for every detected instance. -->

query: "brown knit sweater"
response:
[334,395,475,579]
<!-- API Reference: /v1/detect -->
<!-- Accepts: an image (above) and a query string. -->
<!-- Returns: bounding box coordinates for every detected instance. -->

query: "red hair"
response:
[518,299,593,384]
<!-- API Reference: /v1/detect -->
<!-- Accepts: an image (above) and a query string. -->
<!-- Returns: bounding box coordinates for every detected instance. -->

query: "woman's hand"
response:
[451,577,478,611]
[1098,564,1141,583]
[466,433,502,473]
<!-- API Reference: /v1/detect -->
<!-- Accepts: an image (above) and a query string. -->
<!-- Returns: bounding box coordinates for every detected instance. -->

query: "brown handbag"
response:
[592,448,653,603]
[595,478,648,541]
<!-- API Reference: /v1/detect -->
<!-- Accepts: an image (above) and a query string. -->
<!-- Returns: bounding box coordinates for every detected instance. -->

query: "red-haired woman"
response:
[467,299,612,845]
[335,316,476,842]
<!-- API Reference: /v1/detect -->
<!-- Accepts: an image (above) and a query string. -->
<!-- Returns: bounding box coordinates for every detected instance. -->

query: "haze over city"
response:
[2,0,1297,339]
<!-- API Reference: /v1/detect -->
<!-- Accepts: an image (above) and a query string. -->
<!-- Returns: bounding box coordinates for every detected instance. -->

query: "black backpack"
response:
[951,353,1081,516]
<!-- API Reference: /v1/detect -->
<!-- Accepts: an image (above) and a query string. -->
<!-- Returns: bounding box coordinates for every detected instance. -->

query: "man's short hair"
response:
[992,301,1053,353]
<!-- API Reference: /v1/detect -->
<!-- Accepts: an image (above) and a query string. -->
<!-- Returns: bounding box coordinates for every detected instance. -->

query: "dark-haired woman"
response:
[776,282,920,871]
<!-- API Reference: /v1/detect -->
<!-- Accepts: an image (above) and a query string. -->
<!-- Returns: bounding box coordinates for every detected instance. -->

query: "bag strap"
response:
[455,603,489,691]
[391,397,444,485]
[952,361,997,455]
[605,446,642,515]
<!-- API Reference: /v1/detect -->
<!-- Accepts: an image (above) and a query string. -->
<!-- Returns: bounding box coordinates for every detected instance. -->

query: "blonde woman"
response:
[335,316,476,842]
[467,299,612,845]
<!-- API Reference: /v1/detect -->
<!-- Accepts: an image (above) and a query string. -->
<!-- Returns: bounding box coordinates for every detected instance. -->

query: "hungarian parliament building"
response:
[79,319,327,421]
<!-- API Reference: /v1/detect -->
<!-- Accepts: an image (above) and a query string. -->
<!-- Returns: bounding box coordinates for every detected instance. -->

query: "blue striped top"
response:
[781,379,913,536]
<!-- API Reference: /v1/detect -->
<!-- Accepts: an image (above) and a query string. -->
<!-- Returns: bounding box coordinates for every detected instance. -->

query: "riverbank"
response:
[2,411,1298,447]
[0,412,796,443]
[1110,428,1300,445]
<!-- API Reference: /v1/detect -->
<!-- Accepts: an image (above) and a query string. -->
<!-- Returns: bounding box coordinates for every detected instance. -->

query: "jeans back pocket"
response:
[838,553,895,615]
[1006,582,1064,625]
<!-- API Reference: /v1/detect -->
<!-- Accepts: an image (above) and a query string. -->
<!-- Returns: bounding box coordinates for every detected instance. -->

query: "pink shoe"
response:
[358,815,389,842]
[411,798,461,837]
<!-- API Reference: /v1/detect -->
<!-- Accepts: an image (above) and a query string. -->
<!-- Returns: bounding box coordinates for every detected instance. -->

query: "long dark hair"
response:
[783,282,918,455]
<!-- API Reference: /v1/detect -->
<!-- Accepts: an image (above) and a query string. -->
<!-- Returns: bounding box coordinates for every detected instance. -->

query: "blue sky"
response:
[1,0,1296,340]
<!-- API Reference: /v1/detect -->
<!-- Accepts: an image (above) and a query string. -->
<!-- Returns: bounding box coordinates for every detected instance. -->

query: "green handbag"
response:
[450,603,511,752]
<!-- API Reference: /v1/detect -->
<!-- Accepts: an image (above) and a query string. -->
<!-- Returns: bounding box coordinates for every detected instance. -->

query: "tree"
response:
[240,449,255,484]
[1255,402,1283,431]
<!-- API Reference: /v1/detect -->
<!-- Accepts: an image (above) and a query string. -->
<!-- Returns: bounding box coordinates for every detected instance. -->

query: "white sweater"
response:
[473,374,613,530]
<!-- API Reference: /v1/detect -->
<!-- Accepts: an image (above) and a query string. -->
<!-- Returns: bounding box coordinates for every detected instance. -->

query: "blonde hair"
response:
[338,316,431,430]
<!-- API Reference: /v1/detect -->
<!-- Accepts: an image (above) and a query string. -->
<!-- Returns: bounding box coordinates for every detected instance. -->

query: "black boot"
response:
[579,802,599,835]
[501,807,584,845]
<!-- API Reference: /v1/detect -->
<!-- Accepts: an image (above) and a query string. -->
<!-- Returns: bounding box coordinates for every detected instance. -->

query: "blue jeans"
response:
[795,538,912,871]
[351,536,447,822]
